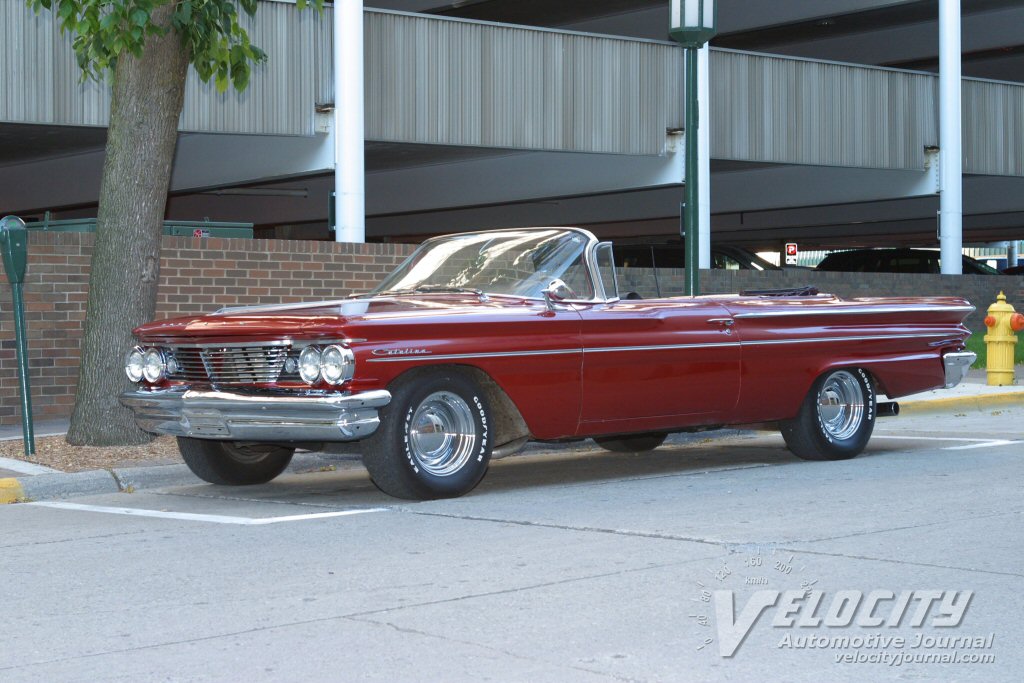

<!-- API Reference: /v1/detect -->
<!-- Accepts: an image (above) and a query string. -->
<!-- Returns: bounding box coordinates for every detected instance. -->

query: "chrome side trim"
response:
[741,332,955,346]
[366,332,956,363]
[733,305,975,319]
[367,348,584,363]
[119,388,391,442]
[584,342,738,353]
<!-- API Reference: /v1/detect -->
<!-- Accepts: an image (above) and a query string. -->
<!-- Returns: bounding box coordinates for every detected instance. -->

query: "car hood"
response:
[134,294,537,341]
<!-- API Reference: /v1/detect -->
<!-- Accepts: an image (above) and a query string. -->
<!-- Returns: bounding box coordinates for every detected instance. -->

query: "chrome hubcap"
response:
[409,392,477,477]
[817,371,865,440]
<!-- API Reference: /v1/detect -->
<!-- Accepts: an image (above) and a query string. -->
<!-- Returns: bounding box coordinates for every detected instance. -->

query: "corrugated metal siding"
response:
[352,10,681,155]
[963,78,1024,177]
[2,0,315,136]
[710,49,938,170]
[5,2,1024,170]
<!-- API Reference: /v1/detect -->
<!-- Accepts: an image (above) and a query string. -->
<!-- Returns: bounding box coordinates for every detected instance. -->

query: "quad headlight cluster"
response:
[125,346,178,384]
[298,344,355,385]
[124,342,354,386]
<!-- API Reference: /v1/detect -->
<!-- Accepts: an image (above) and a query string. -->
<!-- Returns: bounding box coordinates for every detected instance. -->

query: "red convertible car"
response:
[121,228,976,499]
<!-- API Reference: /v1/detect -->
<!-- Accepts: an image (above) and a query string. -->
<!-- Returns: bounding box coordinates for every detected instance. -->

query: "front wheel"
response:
[177,438,295,485]
[781,368,876,461]
[361,370,493,500]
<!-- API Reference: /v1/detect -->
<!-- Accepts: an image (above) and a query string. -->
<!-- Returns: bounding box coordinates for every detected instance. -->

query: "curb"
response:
[898,390,1024,415]
[1,452,344,505]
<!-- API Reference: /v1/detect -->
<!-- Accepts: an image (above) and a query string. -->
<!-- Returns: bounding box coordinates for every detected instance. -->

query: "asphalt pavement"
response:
[1,403,1021,682]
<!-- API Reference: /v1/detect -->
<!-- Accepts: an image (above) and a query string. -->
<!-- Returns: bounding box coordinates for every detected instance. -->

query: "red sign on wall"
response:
[785,243,798,265]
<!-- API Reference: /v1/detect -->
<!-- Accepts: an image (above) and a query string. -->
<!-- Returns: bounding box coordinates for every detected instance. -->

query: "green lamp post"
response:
[670,0,717,296]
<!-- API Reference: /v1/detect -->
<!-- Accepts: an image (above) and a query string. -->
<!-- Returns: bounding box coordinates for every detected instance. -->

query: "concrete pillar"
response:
[1009,240,1020,269]
[334,0,365,243]
[938,0,962,273]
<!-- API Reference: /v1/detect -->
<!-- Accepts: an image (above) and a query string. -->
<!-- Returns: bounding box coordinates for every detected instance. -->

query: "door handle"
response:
[707,318,734,326]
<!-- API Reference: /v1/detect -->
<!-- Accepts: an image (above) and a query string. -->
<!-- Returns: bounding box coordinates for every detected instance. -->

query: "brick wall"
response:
[2,233,1022,426]
[0,232,414,425]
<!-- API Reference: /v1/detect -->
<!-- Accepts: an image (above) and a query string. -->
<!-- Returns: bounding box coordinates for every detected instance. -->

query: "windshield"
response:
[369,229,596,299]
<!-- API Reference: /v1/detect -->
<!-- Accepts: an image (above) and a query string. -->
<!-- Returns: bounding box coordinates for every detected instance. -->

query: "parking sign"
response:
[785,243,798,266]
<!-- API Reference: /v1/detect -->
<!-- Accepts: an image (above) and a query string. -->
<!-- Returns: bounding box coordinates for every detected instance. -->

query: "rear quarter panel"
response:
[724,296,973,423]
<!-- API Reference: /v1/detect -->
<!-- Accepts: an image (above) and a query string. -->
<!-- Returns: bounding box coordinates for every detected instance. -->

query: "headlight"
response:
[142,348,167,383]
[321,345,355,385]
[125,347,145,383]
[299,346,322,384]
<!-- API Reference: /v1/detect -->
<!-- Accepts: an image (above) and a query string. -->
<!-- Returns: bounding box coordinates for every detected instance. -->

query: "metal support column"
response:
[939,0,962,274]
[334,0,366,243]
[683,46,699,296]
[697,45,711,271]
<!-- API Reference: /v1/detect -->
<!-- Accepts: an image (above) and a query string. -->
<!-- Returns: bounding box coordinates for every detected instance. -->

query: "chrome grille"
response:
[168,344,290,385]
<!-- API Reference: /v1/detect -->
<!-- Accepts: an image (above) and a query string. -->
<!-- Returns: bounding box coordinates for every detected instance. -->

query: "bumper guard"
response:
[942,351,976,389]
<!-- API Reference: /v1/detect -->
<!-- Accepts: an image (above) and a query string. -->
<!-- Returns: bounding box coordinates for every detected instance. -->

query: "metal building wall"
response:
[963,78,1024,177]
[3,1,1024,174]
[710,49,938,170]
[352,9,682,156]
[1,1,316,136]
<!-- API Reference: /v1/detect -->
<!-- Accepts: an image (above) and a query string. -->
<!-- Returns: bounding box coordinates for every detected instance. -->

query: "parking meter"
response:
[1,216,35,455]
[0,216,28,284]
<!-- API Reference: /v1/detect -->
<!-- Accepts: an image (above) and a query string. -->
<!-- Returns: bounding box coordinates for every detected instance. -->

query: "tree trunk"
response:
[67,5,190,446]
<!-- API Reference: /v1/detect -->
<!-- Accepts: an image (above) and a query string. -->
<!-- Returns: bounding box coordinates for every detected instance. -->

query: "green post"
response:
[0,216,35,456]
[683,46,699,297]
[669,0,717,297]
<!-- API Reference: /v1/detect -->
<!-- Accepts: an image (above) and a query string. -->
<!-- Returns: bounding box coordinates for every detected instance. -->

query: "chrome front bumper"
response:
[119,388,391,442]
[943,351,976,389]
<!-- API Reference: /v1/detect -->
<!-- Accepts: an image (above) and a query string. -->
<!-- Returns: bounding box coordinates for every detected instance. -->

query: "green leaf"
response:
[57,1,75,21]
[31,0,321,89]
[231,62,249,91]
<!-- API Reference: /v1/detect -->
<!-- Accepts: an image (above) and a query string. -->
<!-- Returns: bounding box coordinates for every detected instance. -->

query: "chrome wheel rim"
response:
[409,392,477,477]
[816,371,865,441]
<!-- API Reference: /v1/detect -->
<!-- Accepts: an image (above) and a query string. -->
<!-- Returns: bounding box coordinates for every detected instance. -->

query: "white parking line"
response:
[28,501,389,525]
[872,435,1022,450]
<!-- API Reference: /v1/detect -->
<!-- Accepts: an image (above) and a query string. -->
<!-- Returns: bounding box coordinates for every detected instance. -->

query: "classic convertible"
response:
[121,228,976,499]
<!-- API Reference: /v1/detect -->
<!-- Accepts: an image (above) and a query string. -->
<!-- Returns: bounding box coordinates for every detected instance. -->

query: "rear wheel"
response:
[177,438,295,485]
[593,432,668,453]
[782,368,876,461]
[361,370,493,500]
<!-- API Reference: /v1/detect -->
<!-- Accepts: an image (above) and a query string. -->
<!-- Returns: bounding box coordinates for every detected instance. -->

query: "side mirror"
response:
[541,279,572,311]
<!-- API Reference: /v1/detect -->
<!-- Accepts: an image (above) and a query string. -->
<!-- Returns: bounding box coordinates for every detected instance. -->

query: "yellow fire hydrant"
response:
[982,292,1024,386]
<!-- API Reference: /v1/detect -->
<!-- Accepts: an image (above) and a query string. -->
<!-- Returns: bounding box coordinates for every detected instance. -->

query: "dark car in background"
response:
[816,248,1001,275]
[614,243,781,271]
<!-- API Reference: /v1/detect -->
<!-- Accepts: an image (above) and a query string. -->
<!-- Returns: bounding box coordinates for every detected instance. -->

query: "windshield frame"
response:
[369,227,614,303]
